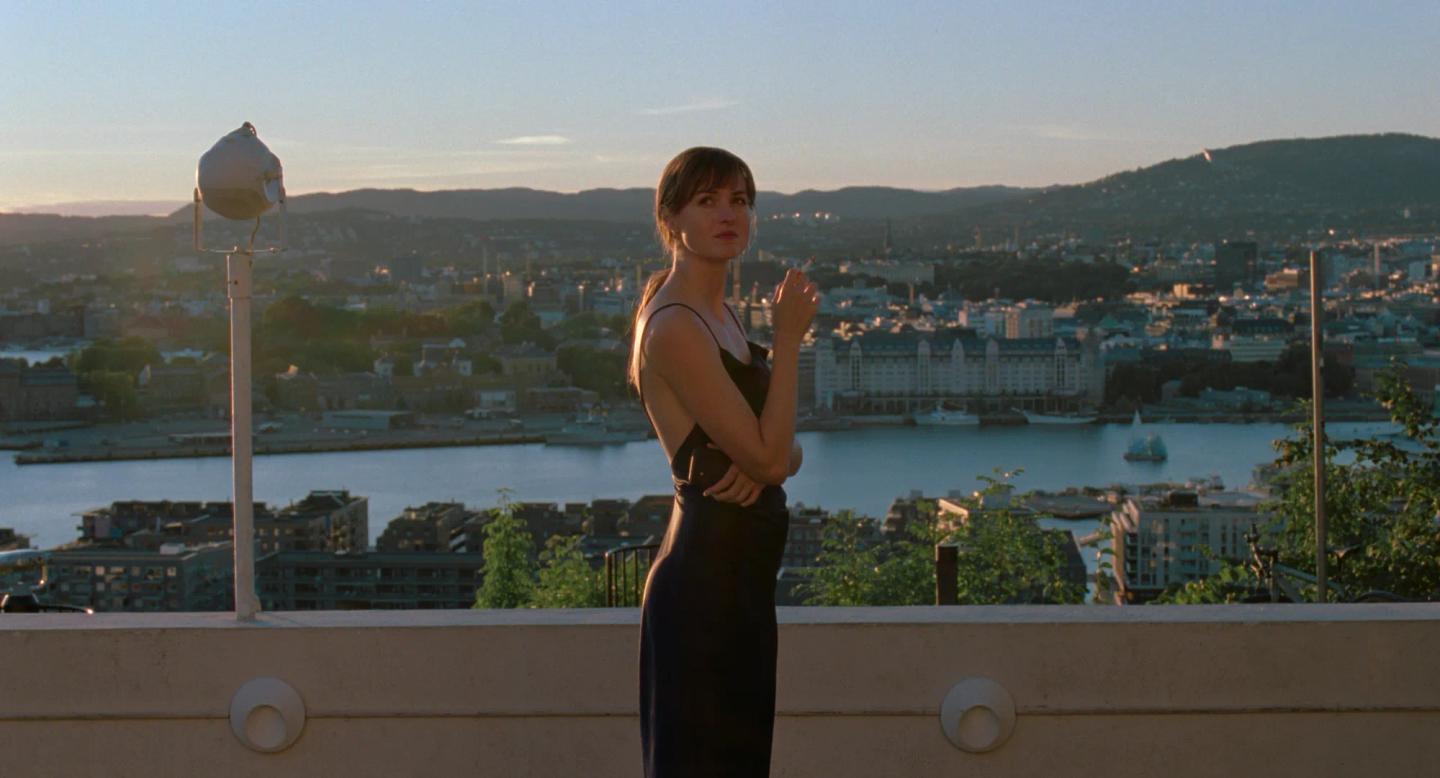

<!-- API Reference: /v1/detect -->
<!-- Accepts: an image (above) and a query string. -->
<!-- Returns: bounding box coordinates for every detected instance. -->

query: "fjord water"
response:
[2,421,1397,552]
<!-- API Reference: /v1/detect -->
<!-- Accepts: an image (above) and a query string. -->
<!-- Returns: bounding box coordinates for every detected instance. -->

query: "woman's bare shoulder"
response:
[643,302,711,362]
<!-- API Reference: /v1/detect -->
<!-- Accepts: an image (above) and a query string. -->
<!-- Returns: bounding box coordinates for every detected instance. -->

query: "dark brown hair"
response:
[629,147,756,390]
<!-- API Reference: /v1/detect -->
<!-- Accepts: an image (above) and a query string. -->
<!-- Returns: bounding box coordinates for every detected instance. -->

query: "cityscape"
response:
[3,2,1438,773]
[3,133,1439,614]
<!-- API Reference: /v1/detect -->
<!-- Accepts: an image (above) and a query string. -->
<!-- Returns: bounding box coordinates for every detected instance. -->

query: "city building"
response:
[1212,318,1292,363]
[256,550,483,610]
[1108,490,1266,604]
[1214,240,1259,290]
[45,542,234,612]
[809,328,1102,413]
[0,360,79,422]
[1002,301,1055,339]
[376,502,476,553]
[79,491,368,555]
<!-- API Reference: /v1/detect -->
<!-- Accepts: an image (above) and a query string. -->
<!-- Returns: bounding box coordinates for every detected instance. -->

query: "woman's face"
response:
[667,179,752,262]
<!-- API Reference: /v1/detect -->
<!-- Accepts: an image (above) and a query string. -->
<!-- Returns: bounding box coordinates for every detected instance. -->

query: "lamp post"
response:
[194,122,287,621]
[1309,249,1327,603]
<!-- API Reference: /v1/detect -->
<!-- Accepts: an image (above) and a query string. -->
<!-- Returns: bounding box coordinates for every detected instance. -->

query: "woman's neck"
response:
[667,253,730,316]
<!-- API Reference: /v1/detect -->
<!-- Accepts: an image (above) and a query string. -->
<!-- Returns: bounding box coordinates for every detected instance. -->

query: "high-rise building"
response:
[1214,241,1259,291]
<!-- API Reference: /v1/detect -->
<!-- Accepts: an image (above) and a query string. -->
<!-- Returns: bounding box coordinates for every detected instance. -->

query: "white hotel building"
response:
[807,328,1103,414]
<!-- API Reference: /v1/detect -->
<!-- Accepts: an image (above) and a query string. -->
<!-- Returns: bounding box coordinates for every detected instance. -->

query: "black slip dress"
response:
[638,302,790,777]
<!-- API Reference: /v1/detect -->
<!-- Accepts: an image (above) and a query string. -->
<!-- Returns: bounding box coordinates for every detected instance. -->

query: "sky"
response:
[2,0,1438,214]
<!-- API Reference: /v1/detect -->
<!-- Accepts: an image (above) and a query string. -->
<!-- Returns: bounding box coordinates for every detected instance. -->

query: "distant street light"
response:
[194,122,287,621]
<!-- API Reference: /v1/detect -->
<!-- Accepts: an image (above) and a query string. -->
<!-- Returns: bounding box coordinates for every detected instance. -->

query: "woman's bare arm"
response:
[645,309,795,484]
[644,269,816,486]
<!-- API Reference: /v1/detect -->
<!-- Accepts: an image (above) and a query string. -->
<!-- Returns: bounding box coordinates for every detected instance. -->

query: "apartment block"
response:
[1109,491,1266,604]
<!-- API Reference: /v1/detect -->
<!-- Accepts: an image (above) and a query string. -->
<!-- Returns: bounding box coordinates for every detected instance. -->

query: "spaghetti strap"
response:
[637,302,722,412]
[649,302,723,348]
[722,302,745,335]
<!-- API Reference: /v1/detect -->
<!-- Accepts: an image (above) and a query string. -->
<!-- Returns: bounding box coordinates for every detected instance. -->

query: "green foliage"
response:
[499,300,556,349]
[1258,363,1440,601]
[473,493,537,609]
[1155,363,1440,605]
[442,300,496,337]
[1152,559,1260,604]
[69,338,158,421]
[84,370,142,421]
[934,257,1132,303]
[70,337,161,374]
[800,474,1085,606]
[1104,344,1354,407]
[531,534,604,608]
[947,475,1086,605]
[556,345,627,399]
[256,297,374,375]
[794,510,887,606]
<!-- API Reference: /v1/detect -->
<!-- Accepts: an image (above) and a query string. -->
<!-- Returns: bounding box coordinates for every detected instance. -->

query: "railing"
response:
[604,542,659,607]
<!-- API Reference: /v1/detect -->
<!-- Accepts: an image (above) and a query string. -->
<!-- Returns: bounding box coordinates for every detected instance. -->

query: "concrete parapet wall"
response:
[1,605,1437,776]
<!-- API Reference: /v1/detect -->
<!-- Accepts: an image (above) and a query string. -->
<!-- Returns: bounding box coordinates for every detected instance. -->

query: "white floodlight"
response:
[194,122,287,253]
[193,122,287,621]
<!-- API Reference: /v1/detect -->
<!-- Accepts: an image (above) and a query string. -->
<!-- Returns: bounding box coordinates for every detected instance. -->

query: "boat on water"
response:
[1123,410,1168,462]
[1017,409,1099,425]
[544,414,648,446]
[913,405,980,426]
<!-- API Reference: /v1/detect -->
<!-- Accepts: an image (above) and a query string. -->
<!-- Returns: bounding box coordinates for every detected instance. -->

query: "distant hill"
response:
[763,186,1030,219]
[6,134,1439,247]
[926,133,1440,238]
[219,184,1032,223]
[0,213,164,246]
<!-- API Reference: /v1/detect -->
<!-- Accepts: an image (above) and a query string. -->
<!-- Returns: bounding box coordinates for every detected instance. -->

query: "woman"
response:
[632,147,819,776]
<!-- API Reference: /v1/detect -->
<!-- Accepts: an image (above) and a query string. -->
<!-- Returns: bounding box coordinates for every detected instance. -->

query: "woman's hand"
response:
[703,446,765,506]
[771,268,819,345]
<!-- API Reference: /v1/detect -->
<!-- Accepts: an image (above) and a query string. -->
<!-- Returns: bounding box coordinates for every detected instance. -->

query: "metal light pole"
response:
[1309,250,1327,603]
[194,123,287,621]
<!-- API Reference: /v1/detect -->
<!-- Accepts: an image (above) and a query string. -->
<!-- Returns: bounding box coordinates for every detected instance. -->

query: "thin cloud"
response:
[638,98,739,116]
[494,135,573,146]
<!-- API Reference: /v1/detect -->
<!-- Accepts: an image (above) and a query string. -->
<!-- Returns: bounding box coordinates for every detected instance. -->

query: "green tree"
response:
[442,300,496,338]
[473,493,537,609]
[794,511,886,606]
[946,476,1086,605]
[85,370,142,421]
[531,534,604,608]
[1261,364,1440,600]
[556,345,627,399]
[71,336,162,374]
[1157,363,1440,604]
[800,474,1085,606]
[499,300,556,349]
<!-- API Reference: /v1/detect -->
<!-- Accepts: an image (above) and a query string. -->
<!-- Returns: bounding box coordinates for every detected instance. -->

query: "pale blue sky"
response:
[2,0,1437,212]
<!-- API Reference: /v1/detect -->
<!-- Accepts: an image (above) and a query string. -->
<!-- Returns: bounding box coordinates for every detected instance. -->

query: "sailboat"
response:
[1123,410,1168,462]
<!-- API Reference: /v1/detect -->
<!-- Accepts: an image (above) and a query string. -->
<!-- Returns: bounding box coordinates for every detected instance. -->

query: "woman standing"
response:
[632,147,818,776]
